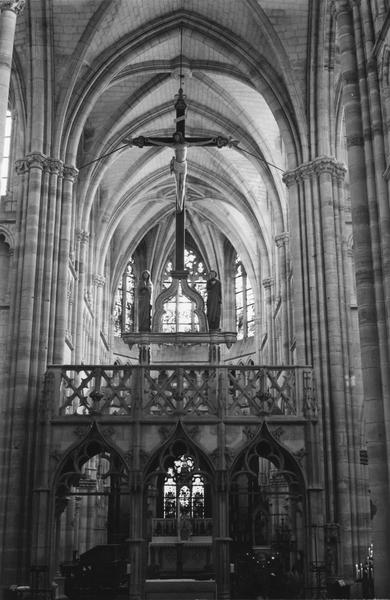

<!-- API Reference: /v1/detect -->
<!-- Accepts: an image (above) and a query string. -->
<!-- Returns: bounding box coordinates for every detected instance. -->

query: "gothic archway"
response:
[52,423,129,598]
[229,424,306,599]
[143,424,215,580]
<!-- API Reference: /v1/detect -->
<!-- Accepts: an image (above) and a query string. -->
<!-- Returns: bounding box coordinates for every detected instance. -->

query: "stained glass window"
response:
[235,256,254,340]
[113,259,135,335]
[163,454,205,519]
[1,110,12,196]
[162,247,207,333]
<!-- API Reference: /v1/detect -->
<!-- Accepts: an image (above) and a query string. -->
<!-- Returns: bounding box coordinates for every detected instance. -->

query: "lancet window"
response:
[113,259,135,335]
[235,256,255,340]
[1,110,12,196]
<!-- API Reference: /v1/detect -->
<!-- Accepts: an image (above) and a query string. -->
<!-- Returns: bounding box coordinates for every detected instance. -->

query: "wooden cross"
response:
[125,88,237,274]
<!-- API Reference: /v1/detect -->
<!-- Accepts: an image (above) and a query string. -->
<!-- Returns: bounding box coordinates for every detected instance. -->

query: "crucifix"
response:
[124,86,237,275]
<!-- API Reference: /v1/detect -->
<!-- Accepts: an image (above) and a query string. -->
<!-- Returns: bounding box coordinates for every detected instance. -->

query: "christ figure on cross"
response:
[124,88,237,215]
[169,131,187,212]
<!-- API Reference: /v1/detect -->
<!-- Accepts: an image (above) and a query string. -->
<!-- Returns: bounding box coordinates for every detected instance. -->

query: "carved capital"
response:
[0,0,25,14]
[76,229,89,244]
[282,170,299,188]
[15,158,29,174]
[94,273,106,287]
[15,152,46,173]
[275,232,289,248]
[262,277,274,290]
[15,154,64,176]
[283,156,346,186]
[46,158,63,175]
[63,165,78,182]
[314,156,347,179]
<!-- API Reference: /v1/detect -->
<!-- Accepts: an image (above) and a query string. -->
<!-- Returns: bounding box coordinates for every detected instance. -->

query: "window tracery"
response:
[235,256,254,339]
[161,247,207,333]
[163,454,205,519]
[113,259,135,335]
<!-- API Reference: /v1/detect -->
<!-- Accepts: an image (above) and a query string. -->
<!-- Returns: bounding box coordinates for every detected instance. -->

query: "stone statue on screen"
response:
[206,270,222,331]
[138,270,153,332]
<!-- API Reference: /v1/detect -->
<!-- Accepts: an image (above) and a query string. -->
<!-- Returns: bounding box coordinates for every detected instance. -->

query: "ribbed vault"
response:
[17,1,311,296]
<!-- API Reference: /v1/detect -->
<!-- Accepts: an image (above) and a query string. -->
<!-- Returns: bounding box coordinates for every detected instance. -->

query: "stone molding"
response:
[283,156,346,187]
[0,0,25,14]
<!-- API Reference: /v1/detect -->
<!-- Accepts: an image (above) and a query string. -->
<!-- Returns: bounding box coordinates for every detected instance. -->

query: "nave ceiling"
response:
[12,0,320,291]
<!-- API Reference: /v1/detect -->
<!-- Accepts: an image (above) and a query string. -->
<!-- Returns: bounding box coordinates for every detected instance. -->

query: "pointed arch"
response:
[144,421,215,485]
[53,421,129,500]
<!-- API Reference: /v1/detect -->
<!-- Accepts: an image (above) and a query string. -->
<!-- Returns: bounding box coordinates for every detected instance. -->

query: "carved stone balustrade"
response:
[44,364,317,420]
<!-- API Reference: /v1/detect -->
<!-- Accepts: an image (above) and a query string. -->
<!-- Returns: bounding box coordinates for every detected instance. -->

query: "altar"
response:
[145,578,216,600]
[148,536,213,579]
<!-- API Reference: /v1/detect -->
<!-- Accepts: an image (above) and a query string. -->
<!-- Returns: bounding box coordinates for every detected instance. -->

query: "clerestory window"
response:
[235,256,255,340]
[1,110,12,196]
[113,258,135,335]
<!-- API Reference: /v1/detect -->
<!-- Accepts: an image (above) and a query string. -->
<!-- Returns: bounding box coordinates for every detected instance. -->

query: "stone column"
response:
[262,277,274,363]
[214,469,230,600]
[335,2,390,596]
[213,391,230,600]
[0,153,47,579]
[53,166,78,363]
[283,155,362,580]
[92,273,106,362]
[129,466,147,600]
[0,153,67,587]
[128,371,145,600]
[128,470,145,600]
[0,0,25,173]
[74,229,89,363]
[36,159,63,371]
[275,233,290,363]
